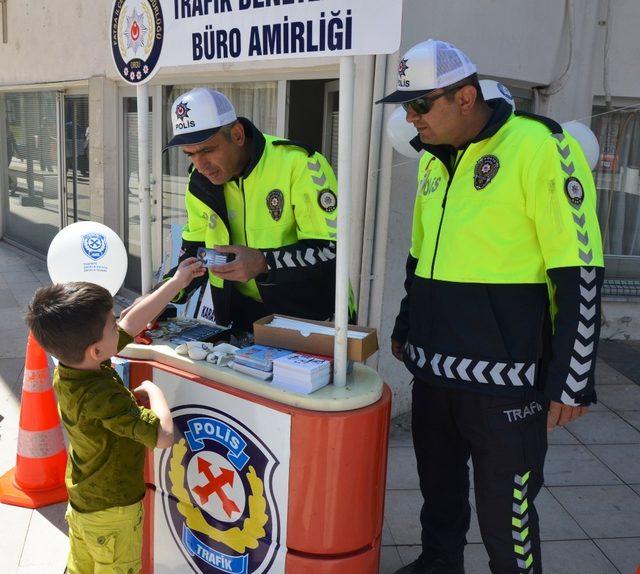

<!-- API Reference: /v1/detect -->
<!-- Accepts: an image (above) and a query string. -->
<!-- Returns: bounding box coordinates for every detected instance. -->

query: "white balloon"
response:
[47,221,128,295]
[480,80,515,110]
[386,106,422,159]
[561,121,600,171]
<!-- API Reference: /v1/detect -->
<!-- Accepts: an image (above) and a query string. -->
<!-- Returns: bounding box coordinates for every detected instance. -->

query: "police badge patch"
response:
[266,190,284,221]
[318,189,337,213]
[158,405,283,574]
[474,155,500,190]
[564,177,584,206]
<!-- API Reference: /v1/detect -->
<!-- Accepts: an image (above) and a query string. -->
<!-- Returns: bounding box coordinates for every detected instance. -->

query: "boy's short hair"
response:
[25,282,114,365]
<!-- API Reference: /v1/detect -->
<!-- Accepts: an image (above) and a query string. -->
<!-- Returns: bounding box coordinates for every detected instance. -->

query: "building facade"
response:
[1,0,639,415]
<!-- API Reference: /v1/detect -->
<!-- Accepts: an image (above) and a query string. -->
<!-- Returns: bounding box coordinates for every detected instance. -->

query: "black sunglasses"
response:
[402,85,463,115]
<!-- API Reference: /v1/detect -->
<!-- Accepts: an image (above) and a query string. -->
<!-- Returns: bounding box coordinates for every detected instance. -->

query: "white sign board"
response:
[111,0,403,82]
[152,369,291,573]
[162,0,403,65]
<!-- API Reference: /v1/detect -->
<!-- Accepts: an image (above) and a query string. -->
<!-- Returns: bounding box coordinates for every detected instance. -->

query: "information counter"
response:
[119,340,391,574]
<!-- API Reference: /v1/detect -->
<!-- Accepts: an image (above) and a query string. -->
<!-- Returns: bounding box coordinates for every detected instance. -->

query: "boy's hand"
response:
[134,380,174,448]
[133,380,157,408]
[172,257,207,289]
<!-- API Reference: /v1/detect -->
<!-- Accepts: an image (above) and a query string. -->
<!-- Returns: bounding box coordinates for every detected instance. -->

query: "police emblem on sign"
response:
[565,177,584,207]
[158,406,282,574]
[474,155,500,190]
[81,233,108,261]
[110,0,164,85]
[318,189,337,213]
[266,190,284,221]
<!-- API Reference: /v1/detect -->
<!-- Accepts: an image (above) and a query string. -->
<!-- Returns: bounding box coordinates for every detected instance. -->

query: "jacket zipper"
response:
[429,149,467,279]
[239,177,249,246]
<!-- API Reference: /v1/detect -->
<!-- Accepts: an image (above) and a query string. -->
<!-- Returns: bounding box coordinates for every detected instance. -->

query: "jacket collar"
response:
[237,117,266,179]
[57,359,114,381]
[409,98,513,162]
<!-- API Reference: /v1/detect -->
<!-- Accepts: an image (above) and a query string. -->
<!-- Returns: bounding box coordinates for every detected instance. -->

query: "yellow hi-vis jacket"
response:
[169,118,355,329]
[392,100,604,406]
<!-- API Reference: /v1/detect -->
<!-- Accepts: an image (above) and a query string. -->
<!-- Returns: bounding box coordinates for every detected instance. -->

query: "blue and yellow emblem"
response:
[157,406,282,574]
[81,233,107,261]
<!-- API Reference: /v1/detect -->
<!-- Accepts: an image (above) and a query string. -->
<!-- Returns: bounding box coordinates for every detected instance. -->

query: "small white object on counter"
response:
[175,340,240,363]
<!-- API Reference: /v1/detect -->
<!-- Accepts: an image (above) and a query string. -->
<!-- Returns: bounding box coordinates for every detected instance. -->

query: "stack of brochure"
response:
[272,353,333,394]
[230,345,293,380]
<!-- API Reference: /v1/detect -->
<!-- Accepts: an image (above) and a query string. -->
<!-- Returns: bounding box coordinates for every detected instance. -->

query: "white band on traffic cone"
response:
[17,427,65,458]
[22,368,52,393]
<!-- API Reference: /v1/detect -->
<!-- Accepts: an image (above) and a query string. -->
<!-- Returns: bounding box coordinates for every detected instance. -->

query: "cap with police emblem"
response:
[376,39,477,104]
[164,87,237,150]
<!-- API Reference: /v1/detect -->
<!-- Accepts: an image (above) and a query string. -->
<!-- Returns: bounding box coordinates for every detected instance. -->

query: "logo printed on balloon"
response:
[47,221,128,295]
[81,233,108,261]
[496,83,513,102]
[479,80,515,111]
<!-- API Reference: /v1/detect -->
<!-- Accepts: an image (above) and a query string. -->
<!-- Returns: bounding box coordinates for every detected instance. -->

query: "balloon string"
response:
[576,101,640,123]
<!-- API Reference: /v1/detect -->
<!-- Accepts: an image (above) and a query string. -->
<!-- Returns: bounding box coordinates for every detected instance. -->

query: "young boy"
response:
[24,258,206,574]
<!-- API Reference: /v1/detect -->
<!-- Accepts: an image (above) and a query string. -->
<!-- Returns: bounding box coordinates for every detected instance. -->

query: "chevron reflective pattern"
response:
[268,242,336,270]
[553,133,593,264]
[306,158,337,239]
[326,216,337,239]
[405,344,536,387]
[562,266,597,406]
[307,158,326,186]
[512,471,534,573]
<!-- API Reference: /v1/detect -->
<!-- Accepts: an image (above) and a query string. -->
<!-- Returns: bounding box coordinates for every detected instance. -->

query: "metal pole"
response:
[136,84,152,294]
[1,0,7,44]
[333,56,354,388]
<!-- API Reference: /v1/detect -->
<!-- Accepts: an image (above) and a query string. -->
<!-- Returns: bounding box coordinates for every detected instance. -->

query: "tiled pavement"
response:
[0,241,639,573]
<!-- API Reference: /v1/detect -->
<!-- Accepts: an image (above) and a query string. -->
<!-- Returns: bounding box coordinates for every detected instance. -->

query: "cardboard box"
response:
[253,315,379,362]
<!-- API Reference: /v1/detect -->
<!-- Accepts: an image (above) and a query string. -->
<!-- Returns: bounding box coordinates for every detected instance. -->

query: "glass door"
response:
[63,95,90,223]
[3,91,61,255]
[121,88,163,293]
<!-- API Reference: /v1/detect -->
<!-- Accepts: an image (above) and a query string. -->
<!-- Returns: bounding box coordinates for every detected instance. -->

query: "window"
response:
[122,96,153,293]
[2,91,60,255]
[64,95,92,223]
[591,106,640,281]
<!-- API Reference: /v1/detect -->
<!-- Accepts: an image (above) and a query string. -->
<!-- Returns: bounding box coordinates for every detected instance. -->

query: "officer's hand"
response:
[209,245,268,283]
[391,339,405,361]
[547,400,588,432]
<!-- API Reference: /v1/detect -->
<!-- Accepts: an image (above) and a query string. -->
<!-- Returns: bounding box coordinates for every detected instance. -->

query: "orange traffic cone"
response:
[0,332,68,508]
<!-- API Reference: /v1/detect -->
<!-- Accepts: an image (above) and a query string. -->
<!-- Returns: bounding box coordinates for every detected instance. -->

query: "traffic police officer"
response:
[377,40,604,574]
[164,88,352,330]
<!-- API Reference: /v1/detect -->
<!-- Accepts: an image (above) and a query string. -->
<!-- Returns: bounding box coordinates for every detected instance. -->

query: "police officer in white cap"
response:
[163,88,355,330]
[377,39,604,574]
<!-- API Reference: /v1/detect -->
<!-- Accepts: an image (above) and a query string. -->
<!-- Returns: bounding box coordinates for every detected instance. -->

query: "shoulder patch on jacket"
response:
[272,139,316,157]
[514,111,562,135]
